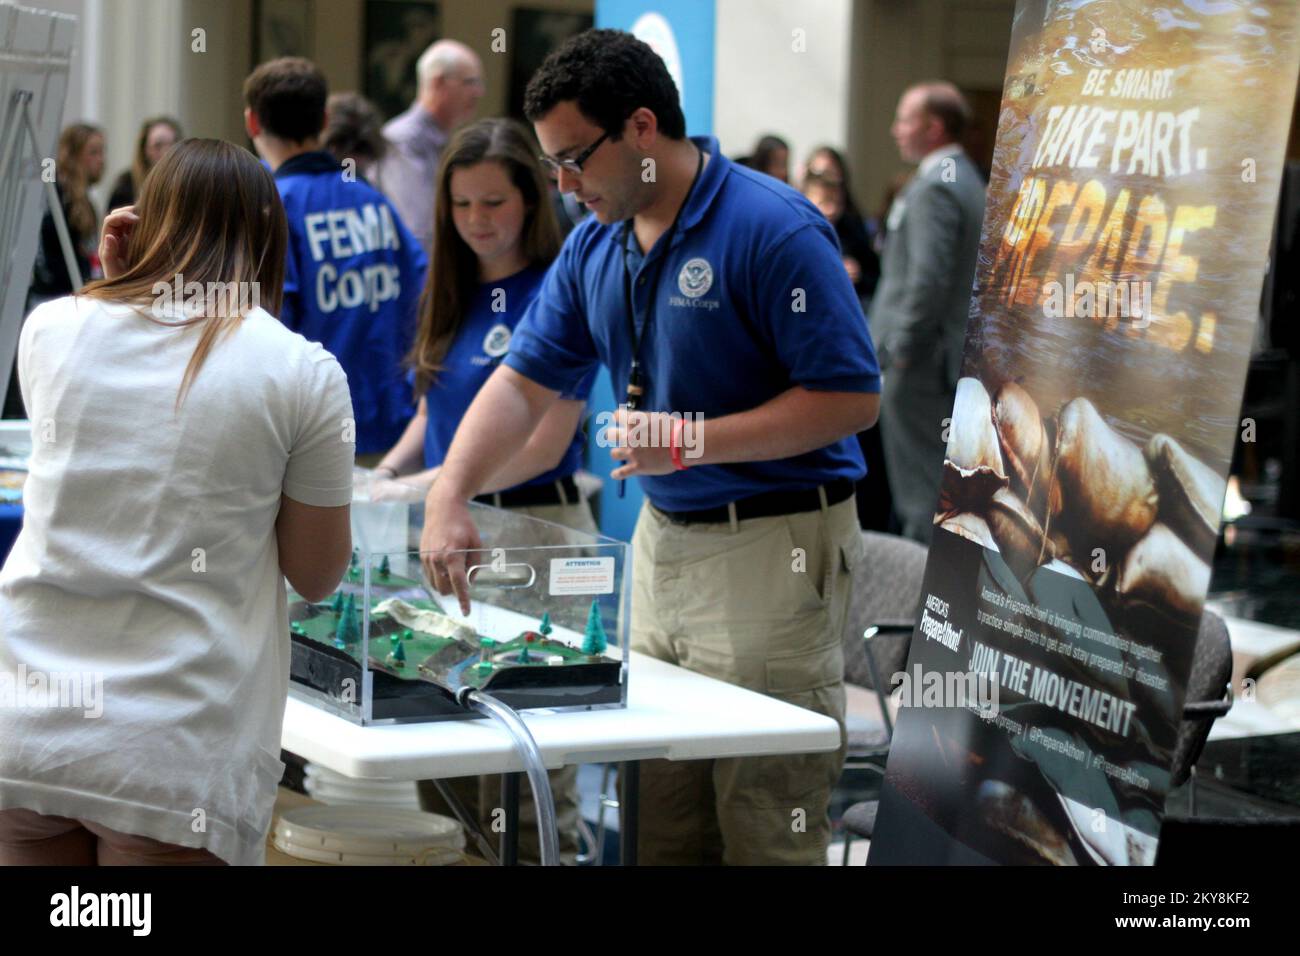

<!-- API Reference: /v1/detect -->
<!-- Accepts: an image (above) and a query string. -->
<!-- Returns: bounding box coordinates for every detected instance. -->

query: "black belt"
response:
[474,475,580,509]
[653,478,855,526]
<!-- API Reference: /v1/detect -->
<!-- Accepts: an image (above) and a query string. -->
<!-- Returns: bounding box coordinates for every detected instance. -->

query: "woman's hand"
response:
[99,206,139,280]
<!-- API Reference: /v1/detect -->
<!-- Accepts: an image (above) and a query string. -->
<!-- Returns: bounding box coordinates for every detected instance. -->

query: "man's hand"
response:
[99,206,139,280]
[419,491,482,616]
[604,408,680,479]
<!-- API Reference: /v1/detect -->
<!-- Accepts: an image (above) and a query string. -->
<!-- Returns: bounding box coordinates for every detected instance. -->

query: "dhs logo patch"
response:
[677,258,713,298]
[483,323,511,358]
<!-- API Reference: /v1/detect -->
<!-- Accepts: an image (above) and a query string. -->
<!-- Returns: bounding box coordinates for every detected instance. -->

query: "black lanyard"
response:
[620,145,705,412]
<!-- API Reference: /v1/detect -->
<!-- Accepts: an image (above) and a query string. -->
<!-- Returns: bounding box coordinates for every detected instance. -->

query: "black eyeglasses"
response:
[539,132,609,178]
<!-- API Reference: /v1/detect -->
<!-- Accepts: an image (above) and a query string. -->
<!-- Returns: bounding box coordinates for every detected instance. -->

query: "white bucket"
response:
[273,805,465,866]
[302,763,422,810]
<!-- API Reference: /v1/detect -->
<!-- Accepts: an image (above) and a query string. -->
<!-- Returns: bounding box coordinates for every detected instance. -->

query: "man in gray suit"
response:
[870,81,986,543]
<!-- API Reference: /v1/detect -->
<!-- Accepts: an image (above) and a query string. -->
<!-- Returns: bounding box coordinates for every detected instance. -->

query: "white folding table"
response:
[281,650,841,864]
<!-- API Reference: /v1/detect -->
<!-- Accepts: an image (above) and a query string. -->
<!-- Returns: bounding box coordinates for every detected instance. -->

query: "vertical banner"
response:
[870,0,1299,865]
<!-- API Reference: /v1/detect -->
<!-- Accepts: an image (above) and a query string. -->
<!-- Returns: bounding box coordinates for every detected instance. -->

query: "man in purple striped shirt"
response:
[375,39,485,255]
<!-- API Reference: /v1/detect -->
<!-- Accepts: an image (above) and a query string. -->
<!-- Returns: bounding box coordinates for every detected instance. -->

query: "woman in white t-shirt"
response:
[0,139,354,866]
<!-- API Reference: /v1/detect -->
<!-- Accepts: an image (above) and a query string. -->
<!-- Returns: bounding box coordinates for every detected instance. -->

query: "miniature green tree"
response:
[538,612,553,637]
[379,555,391,578]
[389,640,406,666]
[334,593,360,646]
[581,600,607,656]
[331,591,345,614]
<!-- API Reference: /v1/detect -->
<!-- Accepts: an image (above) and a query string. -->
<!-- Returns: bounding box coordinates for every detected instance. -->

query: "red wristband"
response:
[671,417,688,470]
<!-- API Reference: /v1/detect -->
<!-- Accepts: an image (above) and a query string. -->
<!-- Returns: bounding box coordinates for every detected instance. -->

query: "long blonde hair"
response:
[79,139,287,408]
[56,123,102,238]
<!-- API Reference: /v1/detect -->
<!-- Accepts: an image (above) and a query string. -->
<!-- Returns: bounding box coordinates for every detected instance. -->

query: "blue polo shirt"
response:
[504,136,881,512]
[275,151,428,455]
[423,263,590,487]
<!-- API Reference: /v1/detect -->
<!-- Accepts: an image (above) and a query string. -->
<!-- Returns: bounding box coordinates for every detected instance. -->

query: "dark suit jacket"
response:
[869,149,986,388]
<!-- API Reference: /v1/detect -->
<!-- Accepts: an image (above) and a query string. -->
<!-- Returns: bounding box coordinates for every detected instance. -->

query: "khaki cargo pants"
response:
[629,492,860,865]
[416,495,596,865]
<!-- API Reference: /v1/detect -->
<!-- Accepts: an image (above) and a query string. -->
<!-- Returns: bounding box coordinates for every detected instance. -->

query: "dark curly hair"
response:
[523,28,686,140]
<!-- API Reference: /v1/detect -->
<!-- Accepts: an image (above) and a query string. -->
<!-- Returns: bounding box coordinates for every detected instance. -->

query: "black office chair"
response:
[835,531,926,865]
[840,531,927,774]
[841,608,1235,863]
[1168,609,1235,815]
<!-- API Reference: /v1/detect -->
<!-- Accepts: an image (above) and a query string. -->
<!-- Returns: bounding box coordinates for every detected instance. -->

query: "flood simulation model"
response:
[288,550,622,723]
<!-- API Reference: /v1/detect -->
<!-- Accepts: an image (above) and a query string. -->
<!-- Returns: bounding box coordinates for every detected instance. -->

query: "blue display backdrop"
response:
[596,0,715,134]
[587,0,716,542]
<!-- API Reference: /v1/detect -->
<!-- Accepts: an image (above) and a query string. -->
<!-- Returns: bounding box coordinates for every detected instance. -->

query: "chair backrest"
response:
[1169,608,1234,788]
[843,530,928,689]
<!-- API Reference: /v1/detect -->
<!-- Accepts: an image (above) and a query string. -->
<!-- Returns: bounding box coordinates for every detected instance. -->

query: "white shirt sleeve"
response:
[283,348,355,507]
[16,312,34,419]
[16,299,56,419]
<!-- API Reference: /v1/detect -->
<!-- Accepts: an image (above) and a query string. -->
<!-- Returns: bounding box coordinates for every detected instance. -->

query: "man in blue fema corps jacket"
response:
[243,58,428,457]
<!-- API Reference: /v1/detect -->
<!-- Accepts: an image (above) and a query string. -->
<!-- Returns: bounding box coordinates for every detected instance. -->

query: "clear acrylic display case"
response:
[287,475,630,724]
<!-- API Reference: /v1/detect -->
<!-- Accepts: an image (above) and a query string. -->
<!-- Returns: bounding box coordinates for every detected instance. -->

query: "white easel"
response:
[0,1,77,404]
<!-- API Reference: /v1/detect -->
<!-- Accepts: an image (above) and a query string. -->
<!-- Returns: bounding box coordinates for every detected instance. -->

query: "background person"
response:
[0,139,354,865]
[801,144,880,306]
[744,133,791,183]
[371,119,596,864]
[6,123,107,420]
[244,57,429,460]
[106,116,181,210]
[26,123,105,307]
[800,145,891,533]
[869,81,986,544]
[371,117,595,524]
[375,39,485,255]
[322,92,387,183]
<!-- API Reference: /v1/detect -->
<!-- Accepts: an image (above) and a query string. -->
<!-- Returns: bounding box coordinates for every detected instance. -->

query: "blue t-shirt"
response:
[424,264,590,489]
[504,136,881,512]
[274,151,428,455]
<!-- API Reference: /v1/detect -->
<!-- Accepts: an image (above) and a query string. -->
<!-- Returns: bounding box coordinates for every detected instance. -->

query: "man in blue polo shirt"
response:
[243,58,428,457]
[421,30,880,865]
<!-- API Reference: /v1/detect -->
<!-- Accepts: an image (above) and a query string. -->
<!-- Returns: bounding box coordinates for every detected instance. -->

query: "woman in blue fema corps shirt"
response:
[369,118,591,864]
[372,118,595,535]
